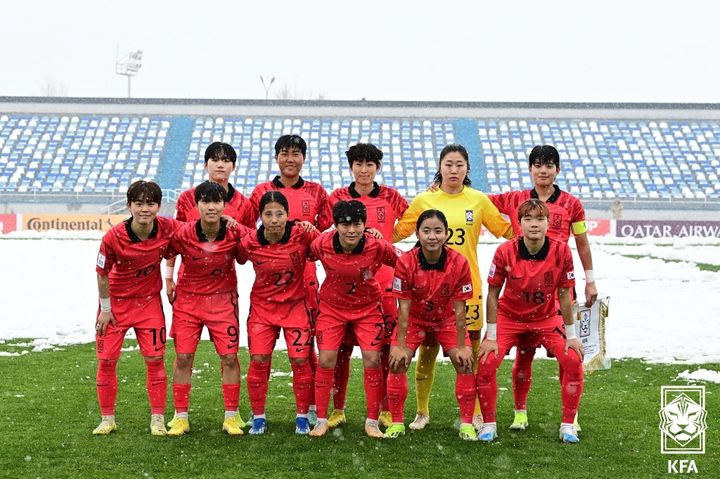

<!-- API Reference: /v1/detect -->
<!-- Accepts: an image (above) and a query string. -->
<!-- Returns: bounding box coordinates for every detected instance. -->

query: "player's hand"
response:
[222,215,239,228]
[165,279,176,304]
[365,227,383,239]
[426,182,440,193]
[584,282,598,307]
[454,345,474,372]
[96,311,115,337]
[477,339,498,364]
[565,337,584,361]
[296,220,318,233]
[388,345,411,371]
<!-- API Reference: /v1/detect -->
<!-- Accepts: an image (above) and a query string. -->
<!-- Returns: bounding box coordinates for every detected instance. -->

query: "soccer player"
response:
[164,181,250,436]
[327,143,409,428]
[308,200,399,438]
[489,144,597,432]
[385,210,476,441]
[475,199,584,443]
[247,135,333,424]
[237,191,319,435]
[93,181,180,436]
[393,143,513,430]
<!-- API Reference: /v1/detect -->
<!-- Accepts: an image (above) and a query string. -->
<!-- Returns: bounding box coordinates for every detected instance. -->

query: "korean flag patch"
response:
[488,262,496,278]
[462,283,472,294]
[567,271,575,280]
[393,277,402,292]
[96,252,106,269]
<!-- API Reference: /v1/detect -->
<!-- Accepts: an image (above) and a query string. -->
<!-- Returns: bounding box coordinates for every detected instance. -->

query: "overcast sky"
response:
[1,0,718,102]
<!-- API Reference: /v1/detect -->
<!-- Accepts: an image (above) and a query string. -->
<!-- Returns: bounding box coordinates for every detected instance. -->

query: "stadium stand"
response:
[1,113,719,202]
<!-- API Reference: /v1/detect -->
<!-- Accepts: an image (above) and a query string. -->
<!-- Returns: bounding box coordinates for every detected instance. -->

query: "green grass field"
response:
[1,340,718,478]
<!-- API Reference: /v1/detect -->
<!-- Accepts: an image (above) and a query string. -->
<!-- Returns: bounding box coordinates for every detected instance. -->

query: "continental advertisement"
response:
[20,214,129,233]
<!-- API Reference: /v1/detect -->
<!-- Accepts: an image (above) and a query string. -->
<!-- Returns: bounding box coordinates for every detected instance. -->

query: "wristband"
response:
[100,297,111,313]
[165,266,174,280]
[565,323,577,340]
[585,269,595,283]
[486,323,497,340]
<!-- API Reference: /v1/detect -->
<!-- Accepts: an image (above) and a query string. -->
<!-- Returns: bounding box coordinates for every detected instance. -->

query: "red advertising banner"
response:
[586,219,610,236]
[0,214,18,234]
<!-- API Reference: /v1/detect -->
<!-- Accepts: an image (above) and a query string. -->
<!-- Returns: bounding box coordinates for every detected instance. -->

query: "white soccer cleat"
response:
[559,423,580,444]
[478,423,497,442]
[472,413,484,431]
[150,414,167,436]
[409,413,430,430]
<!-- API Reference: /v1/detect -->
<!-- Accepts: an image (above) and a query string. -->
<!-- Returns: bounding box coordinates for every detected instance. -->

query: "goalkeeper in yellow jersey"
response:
[393,143,513,431]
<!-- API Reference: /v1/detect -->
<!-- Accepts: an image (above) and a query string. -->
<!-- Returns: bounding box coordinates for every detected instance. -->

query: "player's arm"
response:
[480,195,514,240]
[574,231,597,307]
[453,299,473,372]
[392,198,421,243]
[389,298,413,371]
[96,273,115,336]
[478,284,501,364]
[559,286,583,360]
[164,237,179,303]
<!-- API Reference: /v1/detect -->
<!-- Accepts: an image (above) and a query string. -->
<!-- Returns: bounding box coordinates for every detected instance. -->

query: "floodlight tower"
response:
[260,75,275,100]
[115,50,143,98]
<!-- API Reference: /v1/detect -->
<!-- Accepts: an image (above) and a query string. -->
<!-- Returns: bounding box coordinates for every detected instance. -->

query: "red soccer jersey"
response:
[392,246,473,327]
[248,176,333,230]
[489,186,586,243]
[310,231,399,312]
[176,183,252,226]
[487,237,575,322]
[166,219,248,295]
[97,216,181,298]
[329,182,409,292]
[236,222,320,306]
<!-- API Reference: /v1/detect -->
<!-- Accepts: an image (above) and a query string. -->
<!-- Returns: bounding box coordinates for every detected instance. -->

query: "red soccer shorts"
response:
[491,315,568,356]
[315,300,384,352]
[392,318,470,354]
[96,294,166,360]
[170,291,240,356]
[340,293,397,347]
[247,299,312,358]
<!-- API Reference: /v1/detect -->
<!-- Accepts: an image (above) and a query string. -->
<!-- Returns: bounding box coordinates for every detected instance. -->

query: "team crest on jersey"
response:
[290,251,301,266]
[465,210,474,225]
[544,271,554,286]
[96,252,106,269]
[377,206,386,222]
[552,213,562,228]
[302,200,311,215]
[440,283,451,297]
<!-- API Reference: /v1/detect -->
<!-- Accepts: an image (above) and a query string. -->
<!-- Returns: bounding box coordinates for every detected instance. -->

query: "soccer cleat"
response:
[408,413,430,430]
[295,417,310,435]
[327,410,347,428]
[459,423,478,441]
[365,419,384,438]
[167,418,190,436]
[472,413,484,432]
[245,413,254,427]
[378,411,393,428]
[92,417,117,435]
[573,413,582,432]
[249,417,267,435]
[222,416,244,436]
[478,423,497,442]
[509,411,529,431]
[150,415,167,436]
[309,419,329,437]
[559,424,580,444]
[307,408,318,426]
[384,423,406,439]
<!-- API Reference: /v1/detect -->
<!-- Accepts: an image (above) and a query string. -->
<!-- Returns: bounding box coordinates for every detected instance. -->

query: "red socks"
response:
[364,367,383,421]
[96,359,118,416]
[512,346,536,411]
[386,371,408,423]
[145,359,167,415]
[333,344,353,410]
[290,361,313,414]
[247,360,271,415]
[314,366,335,419]
[172,383,191,414]
[455,373,476,424]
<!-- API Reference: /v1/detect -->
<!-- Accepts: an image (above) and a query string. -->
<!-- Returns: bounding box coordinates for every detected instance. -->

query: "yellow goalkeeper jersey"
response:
[393,186,513,329]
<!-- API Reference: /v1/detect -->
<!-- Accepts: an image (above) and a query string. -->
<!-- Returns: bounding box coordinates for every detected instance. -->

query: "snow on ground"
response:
[677,369,720,383]
[1,232,719,364]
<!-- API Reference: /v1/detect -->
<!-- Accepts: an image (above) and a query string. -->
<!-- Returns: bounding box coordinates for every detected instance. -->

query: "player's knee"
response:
[98,358,117,372]
[289,357,307,366]
[251,354,272,363]
[144,355,163,363]
[361,353,381,369]
[220,354,239,370]
[175,353,194,371]
[468,330,481,341]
